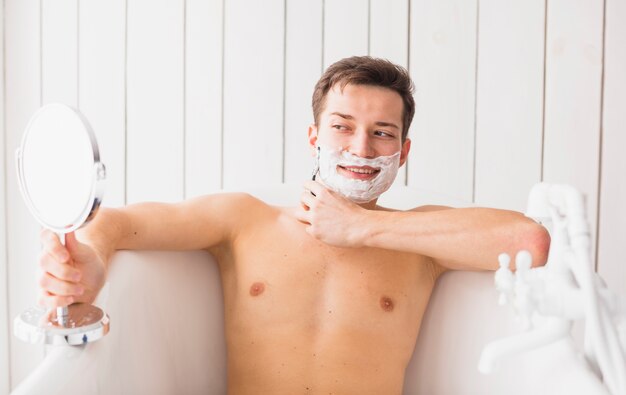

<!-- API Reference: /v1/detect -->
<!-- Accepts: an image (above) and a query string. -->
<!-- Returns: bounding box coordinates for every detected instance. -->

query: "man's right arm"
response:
[38,192,254,308]
[79,192,253,262]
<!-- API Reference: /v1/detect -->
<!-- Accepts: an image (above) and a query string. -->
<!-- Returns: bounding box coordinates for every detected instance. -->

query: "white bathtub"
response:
[11,184,584,394]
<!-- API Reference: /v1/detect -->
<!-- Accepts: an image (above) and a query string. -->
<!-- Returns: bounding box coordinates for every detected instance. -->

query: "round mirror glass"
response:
[16,103,105,233]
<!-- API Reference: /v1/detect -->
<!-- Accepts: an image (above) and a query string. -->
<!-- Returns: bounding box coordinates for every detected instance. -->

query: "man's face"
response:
[308,83,411,182]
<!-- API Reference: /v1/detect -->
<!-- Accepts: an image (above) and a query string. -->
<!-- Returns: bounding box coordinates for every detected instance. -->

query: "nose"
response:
[348,130,376,158]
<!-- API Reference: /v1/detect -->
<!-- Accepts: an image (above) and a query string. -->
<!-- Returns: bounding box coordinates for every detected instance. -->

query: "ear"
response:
[308,124,319,156]
[399,138,411,167]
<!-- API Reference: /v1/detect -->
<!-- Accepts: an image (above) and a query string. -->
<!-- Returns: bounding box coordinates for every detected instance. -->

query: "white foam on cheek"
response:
[317,146,400,203]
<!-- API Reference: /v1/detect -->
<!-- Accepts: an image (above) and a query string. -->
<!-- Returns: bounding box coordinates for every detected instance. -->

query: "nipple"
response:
[249,282,266,297]
[380,296,394,312]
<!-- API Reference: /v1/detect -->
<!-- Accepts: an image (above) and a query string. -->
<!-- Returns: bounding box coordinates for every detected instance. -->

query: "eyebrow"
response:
[330,112,400,129]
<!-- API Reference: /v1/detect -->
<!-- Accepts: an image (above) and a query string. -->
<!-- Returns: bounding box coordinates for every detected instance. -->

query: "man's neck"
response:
[358,199,379,210]
[314,177,381,210]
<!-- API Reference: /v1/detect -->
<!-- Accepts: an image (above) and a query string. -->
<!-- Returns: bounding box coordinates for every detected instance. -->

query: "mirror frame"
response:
[15,103,106,233]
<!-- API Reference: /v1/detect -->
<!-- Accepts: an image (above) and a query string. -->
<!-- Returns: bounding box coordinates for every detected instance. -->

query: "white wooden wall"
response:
[0,1,8,393]
[1,0,624,392]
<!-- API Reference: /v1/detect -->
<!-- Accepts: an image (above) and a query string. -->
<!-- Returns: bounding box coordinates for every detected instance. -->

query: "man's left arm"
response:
[297,181,550,272]
[363,205,550,271]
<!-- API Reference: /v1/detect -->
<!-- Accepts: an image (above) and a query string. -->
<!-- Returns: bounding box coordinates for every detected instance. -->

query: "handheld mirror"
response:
[14,103,110,345]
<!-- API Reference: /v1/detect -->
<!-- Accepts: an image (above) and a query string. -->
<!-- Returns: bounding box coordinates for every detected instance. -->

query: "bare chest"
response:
[219,213,436,338]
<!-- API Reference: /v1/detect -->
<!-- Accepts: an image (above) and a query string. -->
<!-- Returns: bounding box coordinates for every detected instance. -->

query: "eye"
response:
[332,124,349,131]
[374,130,394,138]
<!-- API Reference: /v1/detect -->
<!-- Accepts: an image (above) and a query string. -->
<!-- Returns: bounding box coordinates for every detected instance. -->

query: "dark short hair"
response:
[312,56,415,142]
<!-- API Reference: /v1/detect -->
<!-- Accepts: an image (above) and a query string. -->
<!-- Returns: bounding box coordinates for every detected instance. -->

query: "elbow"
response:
[525,221,551,268]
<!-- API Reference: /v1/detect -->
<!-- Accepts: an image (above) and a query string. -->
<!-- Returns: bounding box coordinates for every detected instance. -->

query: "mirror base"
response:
[14,303,110,346]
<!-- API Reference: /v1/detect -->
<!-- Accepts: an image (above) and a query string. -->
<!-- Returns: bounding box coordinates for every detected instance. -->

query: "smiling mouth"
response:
[337,165,380,180]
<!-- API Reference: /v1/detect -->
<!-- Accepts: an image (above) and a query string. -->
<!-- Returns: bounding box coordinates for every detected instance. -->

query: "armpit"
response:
[428,258,449,283]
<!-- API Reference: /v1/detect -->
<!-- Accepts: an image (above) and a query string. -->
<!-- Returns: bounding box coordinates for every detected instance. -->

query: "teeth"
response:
[343,167,377,174]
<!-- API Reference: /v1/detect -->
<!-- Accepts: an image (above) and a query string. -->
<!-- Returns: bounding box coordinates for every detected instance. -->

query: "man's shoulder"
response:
[205,192,275,213]
[374,204,453,213]
[408,205,453,213]
[217,191,263,206]
[193,192,280,250]
[187,192,276,224]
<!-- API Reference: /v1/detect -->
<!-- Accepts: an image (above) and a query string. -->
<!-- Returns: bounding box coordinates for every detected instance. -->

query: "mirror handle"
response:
[56,233,69,326]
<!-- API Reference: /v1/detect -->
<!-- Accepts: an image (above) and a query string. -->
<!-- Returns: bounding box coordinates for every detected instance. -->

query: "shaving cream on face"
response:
[316,146,401,203]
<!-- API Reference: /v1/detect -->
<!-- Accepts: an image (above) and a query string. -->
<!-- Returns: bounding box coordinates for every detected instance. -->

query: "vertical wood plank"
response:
[79,0,126,207]
[370,0,409,188]
[185,0,223,198]
[41,0,78,106]
[222,0,284,189]
[542,0,604,259]
[598,0,625,296]
[126,0,184,203]
[323,0,369,68]
[474,0,545,211]
[0,1,9,392]
[5,0,43,388]
[284,0,323,184]
[370,0,408,66]
[408,0,477,204]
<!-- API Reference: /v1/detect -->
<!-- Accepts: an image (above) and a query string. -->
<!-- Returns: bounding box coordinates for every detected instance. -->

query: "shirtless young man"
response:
[37,56,550,394]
